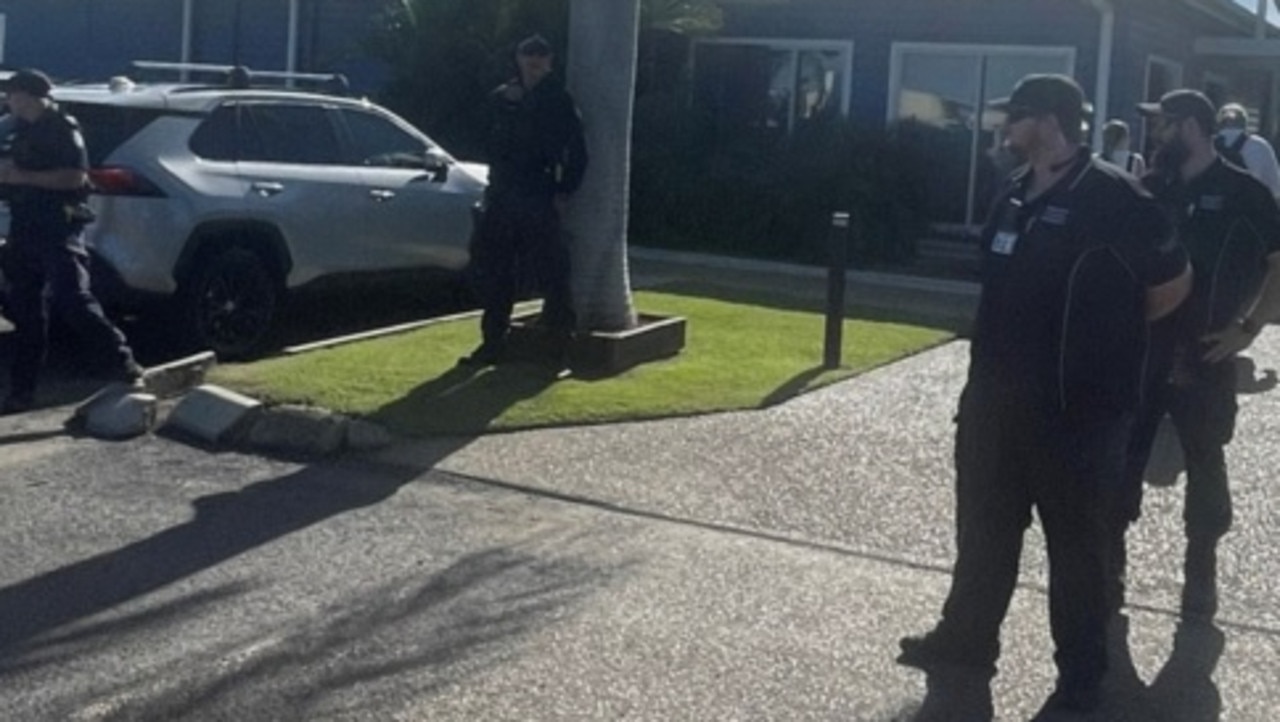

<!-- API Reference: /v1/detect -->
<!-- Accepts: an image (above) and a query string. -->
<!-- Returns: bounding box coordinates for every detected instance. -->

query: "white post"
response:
[181,0,194,80]
[1258,0,1268,39]
[1091,0,1115,151]
[286,0,300,85]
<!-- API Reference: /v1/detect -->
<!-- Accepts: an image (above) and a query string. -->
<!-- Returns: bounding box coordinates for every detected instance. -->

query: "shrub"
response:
[631,103,931,268]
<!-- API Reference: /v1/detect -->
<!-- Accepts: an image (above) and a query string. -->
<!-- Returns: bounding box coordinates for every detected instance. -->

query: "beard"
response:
[1153,137,1190,177]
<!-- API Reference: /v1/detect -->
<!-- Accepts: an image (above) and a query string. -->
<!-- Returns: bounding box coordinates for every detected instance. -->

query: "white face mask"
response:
[1219,128,1245,143]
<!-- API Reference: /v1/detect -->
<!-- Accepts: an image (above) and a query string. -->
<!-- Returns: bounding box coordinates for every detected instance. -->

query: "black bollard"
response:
[824,211,850,369]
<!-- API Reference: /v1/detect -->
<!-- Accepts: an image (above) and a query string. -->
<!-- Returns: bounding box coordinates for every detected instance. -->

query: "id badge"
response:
[991,230,1019,255]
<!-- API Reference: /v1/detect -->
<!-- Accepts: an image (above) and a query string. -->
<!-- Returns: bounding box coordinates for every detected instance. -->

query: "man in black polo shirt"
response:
[461,34,587,371]
[1119,90,1280,619]
[0,68,142,415]
[896,75,1191,716]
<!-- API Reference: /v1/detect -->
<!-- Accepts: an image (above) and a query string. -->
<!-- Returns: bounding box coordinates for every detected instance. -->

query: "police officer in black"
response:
[1118,90,1280,619]
[461,34,588,368]
[896,75,1191,717]
[0,69,142,415]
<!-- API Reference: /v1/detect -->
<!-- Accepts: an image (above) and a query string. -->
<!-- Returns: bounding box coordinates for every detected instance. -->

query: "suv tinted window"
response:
[60,102,166,166]
[340,109,427,168]
[189,105,248,161]
[242,104,342,165]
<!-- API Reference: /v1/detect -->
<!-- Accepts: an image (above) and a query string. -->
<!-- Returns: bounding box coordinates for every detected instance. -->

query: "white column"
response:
[286,0,300,84]
[181,0,194,80]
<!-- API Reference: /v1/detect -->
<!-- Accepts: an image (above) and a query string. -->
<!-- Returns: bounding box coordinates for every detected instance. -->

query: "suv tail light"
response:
[89,166,166,197]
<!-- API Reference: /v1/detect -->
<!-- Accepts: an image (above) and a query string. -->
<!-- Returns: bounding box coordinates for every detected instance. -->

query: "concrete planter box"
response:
[509,312,687,376]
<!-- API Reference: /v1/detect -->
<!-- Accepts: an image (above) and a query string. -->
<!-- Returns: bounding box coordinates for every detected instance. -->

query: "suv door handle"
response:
[369,189,396,202]
[251,181,285,197]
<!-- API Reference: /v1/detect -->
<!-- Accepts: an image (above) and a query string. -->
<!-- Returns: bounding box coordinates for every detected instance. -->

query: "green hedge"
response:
[630,93,932,268]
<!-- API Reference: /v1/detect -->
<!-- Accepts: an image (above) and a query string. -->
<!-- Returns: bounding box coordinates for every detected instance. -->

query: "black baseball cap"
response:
[0,68,54,98]
[989,74,1092,123]
[516,34,553,57]
[1137,89,1217,135]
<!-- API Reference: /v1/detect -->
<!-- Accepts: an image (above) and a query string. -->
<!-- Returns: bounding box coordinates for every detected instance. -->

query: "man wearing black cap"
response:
[896,74,1191,716]
[0,68,143,415]
[462,34,588,370]
[1118,89,1280,620]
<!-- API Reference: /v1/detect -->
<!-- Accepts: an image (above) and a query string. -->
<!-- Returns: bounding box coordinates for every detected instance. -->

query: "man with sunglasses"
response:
[1116,90,1280,620]
[896,74,1191,717]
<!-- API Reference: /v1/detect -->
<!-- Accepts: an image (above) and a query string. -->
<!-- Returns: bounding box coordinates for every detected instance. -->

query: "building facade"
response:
[0,0,385,91]
[698,0,1280,228]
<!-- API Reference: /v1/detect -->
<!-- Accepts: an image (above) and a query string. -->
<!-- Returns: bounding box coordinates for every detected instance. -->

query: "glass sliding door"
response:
[890,44,1075,229]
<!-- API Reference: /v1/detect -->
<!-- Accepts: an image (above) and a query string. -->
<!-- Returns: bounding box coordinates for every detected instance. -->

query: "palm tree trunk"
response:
[565,0,639,332]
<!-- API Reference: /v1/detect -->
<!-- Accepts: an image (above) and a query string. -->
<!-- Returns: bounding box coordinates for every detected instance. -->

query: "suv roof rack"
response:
[128,61,349,95]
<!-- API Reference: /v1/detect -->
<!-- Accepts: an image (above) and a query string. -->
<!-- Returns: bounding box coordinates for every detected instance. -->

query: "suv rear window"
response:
[60,102,166,166]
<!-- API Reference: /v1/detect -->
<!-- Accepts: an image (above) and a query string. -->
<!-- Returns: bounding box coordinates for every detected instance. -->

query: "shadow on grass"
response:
[648,280,970,336]
[370,362,558,437]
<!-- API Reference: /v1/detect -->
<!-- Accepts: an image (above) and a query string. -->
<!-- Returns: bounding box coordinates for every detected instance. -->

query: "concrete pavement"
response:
[1,251,1277,719]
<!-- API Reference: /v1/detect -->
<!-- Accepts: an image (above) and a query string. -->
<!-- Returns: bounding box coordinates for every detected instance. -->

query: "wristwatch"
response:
[1238,316,1263,336]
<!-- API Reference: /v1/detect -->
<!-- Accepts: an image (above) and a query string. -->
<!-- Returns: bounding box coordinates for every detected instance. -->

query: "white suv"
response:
[1,65,486,358]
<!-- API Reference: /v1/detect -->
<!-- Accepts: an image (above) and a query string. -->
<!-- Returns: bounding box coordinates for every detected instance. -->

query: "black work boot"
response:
[458,340,507,367]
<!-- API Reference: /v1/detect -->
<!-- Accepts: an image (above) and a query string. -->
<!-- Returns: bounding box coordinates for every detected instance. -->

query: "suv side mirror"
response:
[424,150,450,182]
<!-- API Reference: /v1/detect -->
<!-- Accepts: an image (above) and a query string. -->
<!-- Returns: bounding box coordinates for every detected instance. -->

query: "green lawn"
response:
[207,287,953,437]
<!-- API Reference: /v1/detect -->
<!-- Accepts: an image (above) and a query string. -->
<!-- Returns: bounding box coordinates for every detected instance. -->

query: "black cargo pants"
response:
[2,228,135,402]
[1118,359,1237,541]
[937,384,1129,690]
[470,191,575,348]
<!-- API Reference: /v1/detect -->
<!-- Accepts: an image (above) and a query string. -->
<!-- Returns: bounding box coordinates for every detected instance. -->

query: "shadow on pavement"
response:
[0,459,428,662]
[1235,354,1277,395]
[65,542,609,720]
[1144,621,1225,722]
[912,667,995,721]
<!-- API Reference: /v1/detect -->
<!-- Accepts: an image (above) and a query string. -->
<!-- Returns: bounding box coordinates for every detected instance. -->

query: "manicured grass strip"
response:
[208,289,952,437]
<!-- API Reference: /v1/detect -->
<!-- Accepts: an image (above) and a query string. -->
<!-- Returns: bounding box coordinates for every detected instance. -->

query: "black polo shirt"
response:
[7,105,88,240]
[1143,158,1280,345]
[971,146,1186,417]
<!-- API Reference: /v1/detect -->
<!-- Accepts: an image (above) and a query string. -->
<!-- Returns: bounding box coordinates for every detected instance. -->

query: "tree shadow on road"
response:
[77,539,614,721]
[0,457,437,663]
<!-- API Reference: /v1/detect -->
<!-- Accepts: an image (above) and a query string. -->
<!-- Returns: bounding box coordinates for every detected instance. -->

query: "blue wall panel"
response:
[0,0,385,91]
[0,0,184,79]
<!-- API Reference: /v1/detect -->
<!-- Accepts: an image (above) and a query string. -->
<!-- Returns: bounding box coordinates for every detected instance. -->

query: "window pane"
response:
[340,109,427,168]
[694,44,794,139]
[189,105,241,162]
[795,49,844,125]
[896,51,980,223]
[244,105,341,165]
[62,102,166,166]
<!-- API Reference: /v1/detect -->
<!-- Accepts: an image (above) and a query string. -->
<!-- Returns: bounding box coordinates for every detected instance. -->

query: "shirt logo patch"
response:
[1198,195,1225,211]
[1040,206,1070,225]
[992,231,1019,255]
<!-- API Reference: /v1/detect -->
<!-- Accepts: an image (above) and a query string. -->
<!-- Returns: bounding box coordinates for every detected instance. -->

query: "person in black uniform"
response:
[1115,90,1280,620]
[461,34,588,369]
[895,75,1192,716]
[0,69,143,415]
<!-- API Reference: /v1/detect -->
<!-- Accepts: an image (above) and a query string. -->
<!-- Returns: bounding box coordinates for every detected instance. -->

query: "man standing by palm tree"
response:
[461,34,588,370]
